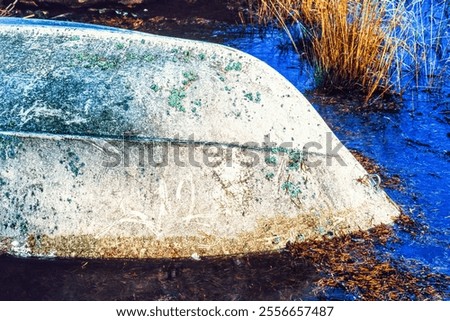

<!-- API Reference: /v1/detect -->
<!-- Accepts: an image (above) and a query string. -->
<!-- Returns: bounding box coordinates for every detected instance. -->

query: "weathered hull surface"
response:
[0,18,400,258]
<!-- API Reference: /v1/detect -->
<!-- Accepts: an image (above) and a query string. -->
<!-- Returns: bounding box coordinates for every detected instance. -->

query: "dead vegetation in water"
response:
[287,224,449,300]
[250,0,405,102]
[0,0,246,29]
[0,0,17,16]
[306,90,403,112]
[350,150,403,191]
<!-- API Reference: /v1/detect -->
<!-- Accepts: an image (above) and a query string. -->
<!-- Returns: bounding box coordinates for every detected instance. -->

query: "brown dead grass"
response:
[252,0,406,102]
[288,223,449,300]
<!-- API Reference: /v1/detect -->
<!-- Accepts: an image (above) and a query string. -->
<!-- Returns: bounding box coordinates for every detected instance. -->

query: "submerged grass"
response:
[251,0,450,104]
[288,221,450,300]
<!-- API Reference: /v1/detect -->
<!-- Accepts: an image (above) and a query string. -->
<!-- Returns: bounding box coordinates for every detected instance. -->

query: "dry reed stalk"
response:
[253,0,407,102]
[0,0,18,17]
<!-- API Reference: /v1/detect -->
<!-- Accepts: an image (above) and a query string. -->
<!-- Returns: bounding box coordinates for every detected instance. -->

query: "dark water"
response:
[0,253,317,301]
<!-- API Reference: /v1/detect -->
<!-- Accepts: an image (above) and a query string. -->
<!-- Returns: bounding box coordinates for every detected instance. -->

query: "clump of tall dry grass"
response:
[252,0,449,103]
[253,0,406,102]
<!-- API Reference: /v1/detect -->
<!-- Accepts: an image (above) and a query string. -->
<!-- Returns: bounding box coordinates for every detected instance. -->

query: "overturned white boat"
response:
[0,18,400,258]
